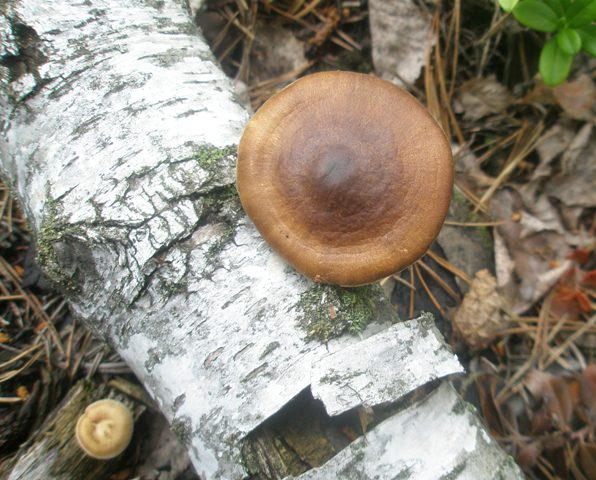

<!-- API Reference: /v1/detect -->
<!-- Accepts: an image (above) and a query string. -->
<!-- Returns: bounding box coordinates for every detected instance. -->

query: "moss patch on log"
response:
[294,284,396,343]
[36,195,85,292]
[194,144,236,178]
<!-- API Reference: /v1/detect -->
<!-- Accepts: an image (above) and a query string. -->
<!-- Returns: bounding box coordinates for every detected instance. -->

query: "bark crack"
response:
[0,16,50,103]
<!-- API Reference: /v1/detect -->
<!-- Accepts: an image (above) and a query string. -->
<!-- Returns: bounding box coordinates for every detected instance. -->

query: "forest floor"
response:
[1,1,595,479]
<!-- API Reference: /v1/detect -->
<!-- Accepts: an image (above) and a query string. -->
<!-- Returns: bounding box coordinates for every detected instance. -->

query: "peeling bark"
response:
[1,1,523,479]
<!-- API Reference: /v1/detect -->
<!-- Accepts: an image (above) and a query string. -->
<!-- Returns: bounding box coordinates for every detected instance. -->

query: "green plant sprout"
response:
[498,0,596,86]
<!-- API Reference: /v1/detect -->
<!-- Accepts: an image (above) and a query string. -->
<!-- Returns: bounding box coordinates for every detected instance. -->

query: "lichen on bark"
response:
[36,195,86,292]
[294,283,397,343]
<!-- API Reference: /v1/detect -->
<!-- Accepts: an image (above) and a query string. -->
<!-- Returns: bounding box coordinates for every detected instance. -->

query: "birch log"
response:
[0,1,523,478]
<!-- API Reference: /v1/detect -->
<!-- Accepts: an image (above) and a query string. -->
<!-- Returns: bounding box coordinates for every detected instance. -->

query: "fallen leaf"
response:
[583,270,596,288]
[249,22,308,86]
[369,0,432,86]
[516,441,542,471]
[456,77,514,121]
[569,247,592,265]
[524,370,575,429]
[545,123,596,209]
[491,188,575,313]
[550,266,596,321]
[553,74,596,121]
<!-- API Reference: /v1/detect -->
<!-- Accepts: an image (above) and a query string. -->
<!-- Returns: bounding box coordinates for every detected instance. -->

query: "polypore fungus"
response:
[237,71,453,286]
[75,399,134,460]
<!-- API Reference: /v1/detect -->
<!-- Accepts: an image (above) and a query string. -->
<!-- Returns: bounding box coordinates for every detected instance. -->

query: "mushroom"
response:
[237,71,453,286]
[75,398,134,460]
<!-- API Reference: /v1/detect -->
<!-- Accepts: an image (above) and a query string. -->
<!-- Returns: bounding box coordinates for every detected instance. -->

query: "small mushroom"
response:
[75,399,134,460]
[237,71,453,286]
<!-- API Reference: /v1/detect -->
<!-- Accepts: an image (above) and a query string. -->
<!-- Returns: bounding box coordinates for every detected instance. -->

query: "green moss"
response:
[36,195,83,291]
[170,416,193,446]
[202,183,239,208]
[194,144,236,176]
[293,284,382,343]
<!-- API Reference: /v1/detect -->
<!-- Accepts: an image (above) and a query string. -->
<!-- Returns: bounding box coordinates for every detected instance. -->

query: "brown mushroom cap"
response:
[237,71,453,286]
[75,399,134,460]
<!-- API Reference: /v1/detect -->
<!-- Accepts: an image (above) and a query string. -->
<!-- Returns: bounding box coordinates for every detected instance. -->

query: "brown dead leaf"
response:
[553,74,596,121]
[516,441,542,471]
[531,408,553,434]
[523,122,576,201]
[452,269,507,350]
[545,123,596,209]
[524,370,575,430]
[249,22,307,86]
[455,77,514,121]
[550,266,595,321]
[491,189,574,313]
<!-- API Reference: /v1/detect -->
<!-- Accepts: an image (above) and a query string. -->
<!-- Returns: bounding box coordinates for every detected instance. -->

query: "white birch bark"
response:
[0,1,523,478]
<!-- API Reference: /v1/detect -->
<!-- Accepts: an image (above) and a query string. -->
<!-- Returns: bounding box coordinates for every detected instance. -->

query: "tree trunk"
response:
[0,1,523,478]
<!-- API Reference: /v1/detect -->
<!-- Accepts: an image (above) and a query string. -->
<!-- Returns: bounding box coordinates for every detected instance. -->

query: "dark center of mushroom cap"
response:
[313,144,357,191]
[276,120,404,247]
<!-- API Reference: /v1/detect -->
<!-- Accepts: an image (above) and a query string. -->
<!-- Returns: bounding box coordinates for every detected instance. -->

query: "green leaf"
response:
[578,24,596,55]
[513,0,560,32]
[565,0,596,27]
[499,0,519,12]
[542,0,565,16]
[556,28,582,54]
[539,36,574,85]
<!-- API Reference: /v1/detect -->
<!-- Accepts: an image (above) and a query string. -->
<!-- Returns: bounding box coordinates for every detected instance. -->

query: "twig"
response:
[425,250,472,285]
[475,121,544,212]
[414,264,446,317]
